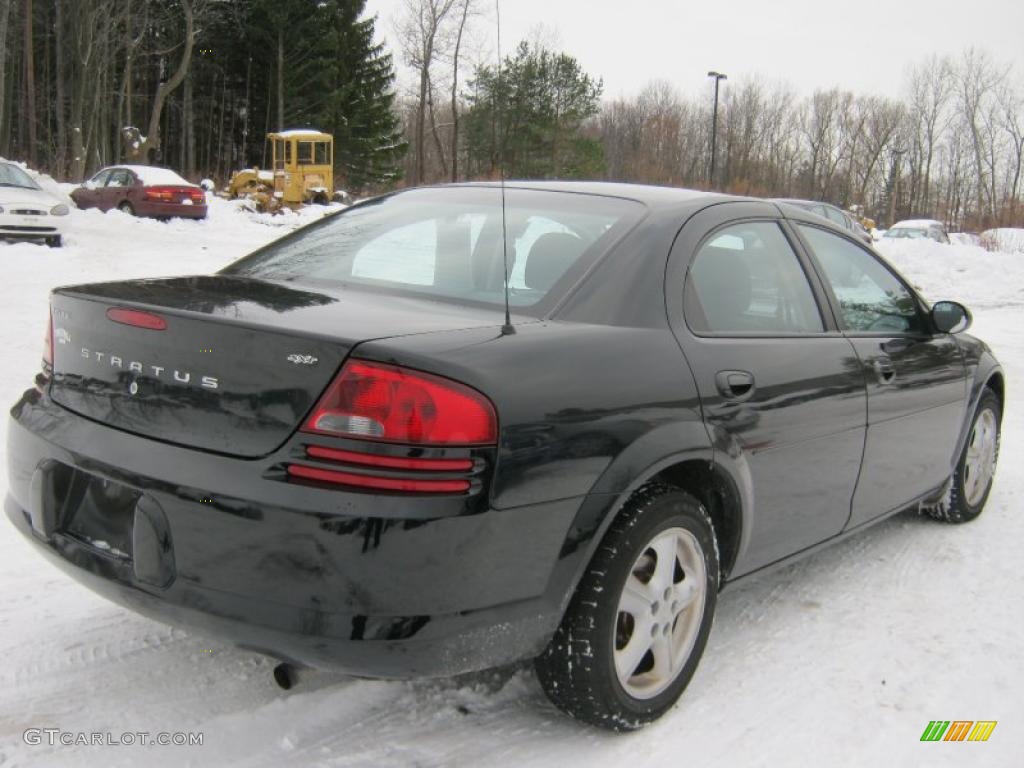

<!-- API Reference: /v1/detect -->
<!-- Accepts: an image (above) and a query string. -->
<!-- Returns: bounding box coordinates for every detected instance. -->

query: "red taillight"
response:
[43,311,53,368]
[144,186,177,201]
[106,307,167,330]
[303,360,497,446]
[287,464,470,494]
[306,445,474,472]
[189,190,205,202]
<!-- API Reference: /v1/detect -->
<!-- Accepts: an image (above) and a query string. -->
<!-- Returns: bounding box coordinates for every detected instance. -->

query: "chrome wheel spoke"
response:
[651,535,678,593]
[620,576,655,617]
[615,621,654,680]
[649,633,674,680]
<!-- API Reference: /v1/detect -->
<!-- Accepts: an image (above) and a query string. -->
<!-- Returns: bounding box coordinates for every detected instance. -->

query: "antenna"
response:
[496,0,515,335]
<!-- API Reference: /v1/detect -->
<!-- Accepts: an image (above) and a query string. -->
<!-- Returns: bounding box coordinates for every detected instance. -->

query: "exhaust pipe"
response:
[273,662,298,690]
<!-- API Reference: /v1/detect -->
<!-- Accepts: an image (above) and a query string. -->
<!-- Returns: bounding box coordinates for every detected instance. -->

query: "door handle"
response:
[873,357,896,384]
[715,370,755,402]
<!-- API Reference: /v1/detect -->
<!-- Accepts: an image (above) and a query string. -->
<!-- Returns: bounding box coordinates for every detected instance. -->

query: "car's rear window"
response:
[223,187,644,312]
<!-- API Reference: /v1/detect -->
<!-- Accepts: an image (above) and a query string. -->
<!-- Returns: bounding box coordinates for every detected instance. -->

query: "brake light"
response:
[106,307,167,330]
[144,186,177,201]
[189,189,205,202]
[287,464,470,494]
[305,445,474,472]
[303,360,497,446]
[43,310,53,368]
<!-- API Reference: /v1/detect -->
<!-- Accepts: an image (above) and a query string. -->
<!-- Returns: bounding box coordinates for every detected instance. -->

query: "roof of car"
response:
[891,218,944,229]
[447,180,733,208]
[772,197,834,208]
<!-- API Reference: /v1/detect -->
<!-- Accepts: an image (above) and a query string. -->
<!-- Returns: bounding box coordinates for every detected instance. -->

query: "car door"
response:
[103,168,134,210]
[794,223,968,527]
[72,169,111,209]
[666,202,867,576]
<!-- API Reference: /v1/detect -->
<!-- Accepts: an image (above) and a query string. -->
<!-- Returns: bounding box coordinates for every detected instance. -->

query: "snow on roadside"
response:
[878,238,1024,311]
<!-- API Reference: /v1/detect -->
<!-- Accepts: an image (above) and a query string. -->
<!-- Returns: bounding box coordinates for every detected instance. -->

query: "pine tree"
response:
[314,0,407,189]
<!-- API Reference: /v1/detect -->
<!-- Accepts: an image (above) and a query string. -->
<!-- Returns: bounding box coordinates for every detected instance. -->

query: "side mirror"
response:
[932,301,971,334]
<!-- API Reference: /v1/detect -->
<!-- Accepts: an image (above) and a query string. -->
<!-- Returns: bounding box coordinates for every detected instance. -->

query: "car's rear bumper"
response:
[135,201,207,219]
[6,389,582,677]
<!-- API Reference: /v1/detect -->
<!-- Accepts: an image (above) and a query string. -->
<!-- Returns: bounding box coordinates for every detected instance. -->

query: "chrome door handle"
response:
[715,370,755,402]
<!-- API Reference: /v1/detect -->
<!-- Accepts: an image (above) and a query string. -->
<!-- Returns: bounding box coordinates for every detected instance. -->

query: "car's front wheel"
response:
[929,388,1001,523]
[535,483,719,730]
[117,201,135,215]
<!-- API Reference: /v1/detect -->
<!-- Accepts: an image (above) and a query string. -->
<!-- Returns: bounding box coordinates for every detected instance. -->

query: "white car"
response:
[0,161,69,247]
[882,219,950,244]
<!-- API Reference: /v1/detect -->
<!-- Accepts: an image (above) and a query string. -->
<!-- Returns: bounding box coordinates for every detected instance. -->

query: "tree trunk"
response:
[450,0,470,182]
[0,0,10,150]
[136,0,195,162]
[53,0,65,174]
[276,26,284,131]
[23,0,36,166]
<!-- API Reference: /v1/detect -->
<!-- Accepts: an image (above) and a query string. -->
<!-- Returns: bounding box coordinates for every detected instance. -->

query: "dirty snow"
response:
[0,210,1021,766]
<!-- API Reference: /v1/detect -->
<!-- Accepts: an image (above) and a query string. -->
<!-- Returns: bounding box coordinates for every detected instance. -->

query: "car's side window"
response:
[89,169,112,187]
[684,221,824,335]
[106,170,132,188]
[798,225,924,334]
[824,206,847,227]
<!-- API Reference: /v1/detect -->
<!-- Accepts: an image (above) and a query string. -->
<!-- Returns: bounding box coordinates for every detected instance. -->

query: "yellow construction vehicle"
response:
[227,129,334,211]
[269,129,333,205]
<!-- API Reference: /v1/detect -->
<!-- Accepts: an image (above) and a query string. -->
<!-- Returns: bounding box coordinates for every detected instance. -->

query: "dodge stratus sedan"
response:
[6,183,1003,729]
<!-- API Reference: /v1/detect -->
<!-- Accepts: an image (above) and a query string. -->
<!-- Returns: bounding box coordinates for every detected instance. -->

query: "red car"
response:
[71,165,207,220]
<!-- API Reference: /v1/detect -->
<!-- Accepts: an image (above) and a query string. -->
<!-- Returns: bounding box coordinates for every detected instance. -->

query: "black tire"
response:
[117,201,135,215]
[928,389,1001,523]
[535,483,719,730]
[46,235,62,248]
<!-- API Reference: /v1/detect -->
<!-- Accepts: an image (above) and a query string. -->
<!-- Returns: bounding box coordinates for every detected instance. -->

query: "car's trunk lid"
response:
[48,275,503,457]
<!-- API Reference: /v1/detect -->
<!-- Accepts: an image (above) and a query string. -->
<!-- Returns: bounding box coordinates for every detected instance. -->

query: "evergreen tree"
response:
[316,0,407,189]
[465,42,604,179]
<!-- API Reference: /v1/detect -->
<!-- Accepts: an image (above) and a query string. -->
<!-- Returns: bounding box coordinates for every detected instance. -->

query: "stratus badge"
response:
[286,354,319,366]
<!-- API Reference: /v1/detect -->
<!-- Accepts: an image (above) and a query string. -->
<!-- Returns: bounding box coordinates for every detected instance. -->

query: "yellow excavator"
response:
[227,129,334,211]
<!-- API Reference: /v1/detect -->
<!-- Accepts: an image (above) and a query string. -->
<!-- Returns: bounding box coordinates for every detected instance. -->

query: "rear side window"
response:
[106,170,134,187]
[799,225,923,334]
[684,222,823,334]
[224,187,643,312]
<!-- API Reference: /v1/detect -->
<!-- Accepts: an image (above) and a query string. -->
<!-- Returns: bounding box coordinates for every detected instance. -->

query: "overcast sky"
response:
[365,0,1024,100]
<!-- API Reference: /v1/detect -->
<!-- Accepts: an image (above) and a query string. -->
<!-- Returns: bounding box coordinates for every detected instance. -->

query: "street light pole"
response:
[707,71,727,189]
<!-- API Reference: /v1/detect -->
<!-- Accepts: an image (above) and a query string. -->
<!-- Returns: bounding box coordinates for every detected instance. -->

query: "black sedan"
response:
[6,183,1003,730]
[773,197,874,244]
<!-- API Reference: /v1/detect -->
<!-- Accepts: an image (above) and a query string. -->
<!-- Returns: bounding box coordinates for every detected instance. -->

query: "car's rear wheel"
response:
[118,201,135,215]
[535,483,719,730]
[928,389,1001,523]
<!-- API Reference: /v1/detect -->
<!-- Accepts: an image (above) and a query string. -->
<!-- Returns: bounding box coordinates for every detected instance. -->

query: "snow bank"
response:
[981,227,1024,254]
[877,238,1024,311]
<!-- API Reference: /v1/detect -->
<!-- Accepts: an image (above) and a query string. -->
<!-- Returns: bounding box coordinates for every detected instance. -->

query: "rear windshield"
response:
[223,187,644,312]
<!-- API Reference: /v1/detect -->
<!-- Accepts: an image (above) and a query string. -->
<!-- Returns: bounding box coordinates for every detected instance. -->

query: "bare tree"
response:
[396,0,459,184]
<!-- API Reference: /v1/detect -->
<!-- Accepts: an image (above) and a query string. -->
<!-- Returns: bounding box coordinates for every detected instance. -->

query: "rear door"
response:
[104,168,134,210]
[793,222,968,526]
[667,202,867,576]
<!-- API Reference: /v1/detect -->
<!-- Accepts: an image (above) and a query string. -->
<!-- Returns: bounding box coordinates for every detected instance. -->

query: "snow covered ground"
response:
[0,212,1021,767]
